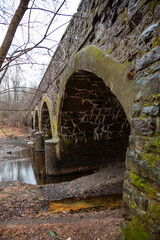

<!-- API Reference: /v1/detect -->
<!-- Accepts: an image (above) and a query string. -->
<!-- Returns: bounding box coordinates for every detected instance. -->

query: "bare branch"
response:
[0,0,30,78]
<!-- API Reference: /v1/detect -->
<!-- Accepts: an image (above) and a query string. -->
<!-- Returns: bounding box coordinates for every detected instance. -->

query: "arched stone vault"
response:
[40,95,54,138]
[41,45,132,175]
[54,46,134,137]
[33,107,39,131]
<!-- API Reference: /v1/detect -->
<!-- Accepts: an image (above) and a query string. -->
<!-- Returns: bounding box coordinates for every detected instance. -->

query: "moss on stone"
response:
[150,202,160,224]
[152,34,160,48]
[129,200,137,209]
[140,116,148,119]
[145,136,160,153]
[106,48,112,55]
[144,102,152,107]
[147,0,158,15]
[120,8,128,23]
[130,172,157,198]
[143,137,160,167]
[122,216,149,240]
[64,138,74,145]
[144,153,157,167]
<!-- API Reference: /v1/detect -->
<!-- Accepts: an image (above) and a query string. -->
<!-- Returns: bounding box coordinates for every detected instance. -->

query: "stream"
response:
[0,137,123,213]
[0,137,96,185]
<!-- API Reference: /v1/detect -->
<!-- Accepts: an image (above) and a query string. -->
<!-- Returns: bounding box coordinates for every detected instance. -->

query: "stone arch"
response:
[54,45,134,137]
[57,69,130,173]
[40,96,54,139]
[51,45,133,174]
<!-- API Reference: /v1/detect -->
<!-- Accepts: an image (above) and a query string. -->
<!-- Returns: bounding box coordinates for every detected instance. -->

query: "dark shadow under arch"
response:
[41,102,52,139]
[58,70,130,172]
[35,111,39,131]
[31,116,34,129]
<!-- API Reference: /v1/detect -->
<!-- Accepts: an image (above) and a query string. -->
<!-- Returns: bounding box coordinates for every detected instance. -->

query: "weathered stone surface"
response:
[135,72,160,100]
[126,149,160,183]
[150,61,160,73]
[140,22,159,43]
[123,172,160,239]
[131,118,156,136]
[132,135,146,151]
[142,106,160,116]
[136,46,160,71]
[34,132,45,152]
[132,104,141,117]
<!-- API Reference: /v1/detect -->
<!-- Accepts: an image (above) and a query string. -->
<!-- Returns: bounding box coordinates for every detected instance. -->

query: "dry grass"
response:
[0,125,28,138]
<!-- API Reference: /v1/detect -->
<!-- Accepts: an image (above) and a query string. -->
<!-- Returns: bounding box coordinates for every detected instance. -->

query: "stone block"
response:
[136,46,160,71]
[131,118,156,136]
[45,138,60,175]
[142,106,160,116]
[140,22,159,43]
[35,132,45,152]
[126,149,160,183]
[135,72,160,100]
[132,104,141,117]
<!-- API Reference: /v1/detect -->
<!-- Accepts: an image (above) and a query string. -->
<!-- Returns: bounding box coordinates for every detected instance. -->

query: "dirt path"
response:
[0,210,122,240]
[0,180,123,240]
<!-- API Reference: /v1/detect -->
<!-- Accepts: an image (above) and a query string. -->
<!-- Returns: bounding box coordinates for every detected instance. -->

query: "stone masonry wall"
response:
[28,0,160,239]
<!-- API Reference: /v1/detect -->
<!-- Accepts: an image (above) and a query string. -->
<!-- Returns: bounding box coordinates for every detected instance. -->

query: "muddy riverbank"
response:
[0,129,123,239]
[0,181,122,240]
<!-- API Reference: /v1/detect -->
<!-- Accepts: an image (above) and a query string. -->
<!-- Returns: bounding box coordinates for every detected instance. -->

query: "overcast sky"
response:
[0,0,81,86]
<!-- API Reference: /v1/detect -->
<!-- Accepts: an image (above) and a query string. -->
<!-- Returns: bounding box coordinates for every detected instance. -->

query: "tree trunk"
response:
[0,0,30,80]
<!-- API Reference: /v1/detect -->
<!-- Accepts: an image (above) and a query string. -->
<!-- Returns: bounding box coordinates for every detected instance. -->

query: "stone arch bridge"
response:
[27,0,160,239]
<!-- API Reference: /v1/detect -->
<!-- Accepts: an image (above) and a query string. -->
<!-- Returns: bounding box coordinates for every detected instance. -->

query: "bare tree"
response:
[0,0,30,73]
[0,0,70,84]
[0,65,39,125]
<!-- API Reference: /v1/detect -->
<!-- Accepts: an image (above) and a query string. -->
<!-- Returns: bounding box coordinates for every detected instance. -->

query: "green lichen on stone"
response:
[120,8,128,23]
[106,48,112,55]
[130,172,157,198]
[152,34,160,48]
[150,202,160,224]
[122,216,149,240]
[147,0,158,15]
[144,153,159,167]
[154,92,160,101]
[143,137,160,167]
[142,93,160,104]
[144,102,152,107]
[140,116,148,119]
[129,200,137,209]
[43,130,52,140]
[145,136,160,153]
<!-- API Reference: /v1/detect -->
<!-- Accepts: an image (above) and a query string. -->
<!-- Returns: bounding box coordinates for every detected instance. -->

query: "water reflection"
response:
[0,143,95,185]
[0,146,38,184]
[0,158,37,184]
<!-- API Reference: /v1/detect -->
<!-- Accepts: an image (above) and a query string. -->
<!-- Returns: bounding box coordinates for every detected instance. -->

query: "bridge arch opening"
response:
[41,102,52,139]
[35,110,39,131]
[31,115,34,129]
[58,70,130,173]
